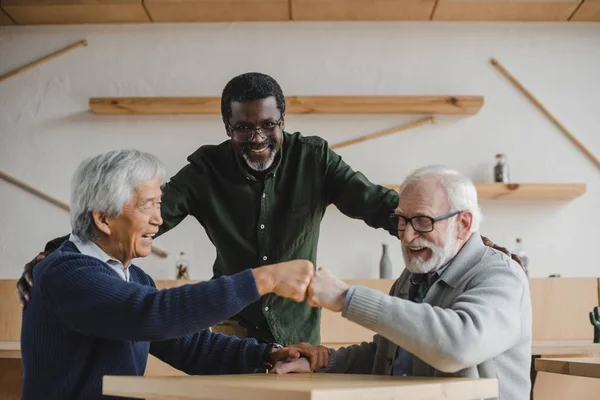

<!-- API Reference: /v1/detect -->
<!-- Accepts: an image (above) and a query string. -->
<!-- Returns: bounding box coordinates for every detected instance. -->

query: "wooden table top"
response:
[532,341,600,356]
[103,373,498,400]
[0,341,20,359]
[535,357,600,379]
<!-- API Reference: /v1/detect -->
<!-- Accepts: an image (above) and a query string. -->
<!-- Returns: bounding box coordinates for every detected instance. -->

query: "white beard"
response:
[402,224,459,274]
[243,148,277,172]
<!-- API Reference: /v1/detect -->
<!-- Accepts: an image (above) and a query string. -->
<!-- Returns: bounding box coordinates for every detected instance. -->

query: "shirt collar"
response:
[409,256,454,287]
[68,234,130,278]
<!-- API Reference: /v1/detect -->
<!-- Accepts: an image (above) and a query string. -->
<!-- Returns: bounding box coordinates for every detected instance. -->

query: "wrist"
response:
[264,343,283,369]
[253,267,275,296]
[335,288,349,312]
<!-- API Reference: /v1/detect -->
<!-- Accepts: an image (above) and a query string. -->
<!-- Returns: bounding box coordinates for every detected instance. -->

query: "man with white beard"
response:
[273,165,533,400]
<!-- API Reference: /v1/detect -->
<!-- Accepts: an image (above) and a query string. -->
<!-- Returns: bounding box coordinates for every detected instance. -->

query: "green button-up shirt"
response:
[157,131,398,346]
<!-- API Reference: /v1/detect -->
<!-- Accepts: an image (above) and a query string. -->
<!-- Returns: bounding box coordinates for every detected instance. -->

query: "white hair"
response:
[70,149,167,242]
[399,165,482,233]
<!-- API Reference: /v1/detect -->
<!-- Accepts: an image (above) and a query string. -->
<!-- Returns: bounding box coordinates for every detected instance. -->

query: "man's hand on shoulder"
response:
[481,235,523,268]
[16,251,49,308]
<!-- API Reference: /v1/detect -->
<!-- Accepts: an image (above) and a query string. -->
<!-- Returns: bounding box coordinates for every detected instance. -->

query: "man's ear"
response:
[456,211,473,240]
[91,210,112,236]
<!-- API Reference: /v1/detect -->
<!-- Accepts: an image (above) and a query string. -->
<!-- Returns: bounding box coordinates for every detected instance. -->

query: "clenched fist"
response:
[307,267,349,312]
[253,260,315,302]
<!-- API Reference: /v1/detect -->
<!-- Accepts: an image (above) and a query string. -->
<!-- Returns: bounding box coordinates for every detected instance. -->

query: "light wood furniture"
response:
[144,0,289,22]
[0,342,20,359]
[570,0,600,21]
[532,341,600,356]
[1,0,150,25]
[103,373,499,400]
[290,0,436,21]
[432,0,581,21]
[530,278,599,342]
[536,357,600,379]
[88,95,485,115]
[534,358,600,400]
[384,183,587,201]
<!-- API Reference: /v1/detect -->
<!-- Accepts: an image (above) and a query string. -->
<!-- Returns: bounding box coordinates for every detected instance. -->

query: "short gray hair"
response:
[70,149,167,242]
[399,165,482,233]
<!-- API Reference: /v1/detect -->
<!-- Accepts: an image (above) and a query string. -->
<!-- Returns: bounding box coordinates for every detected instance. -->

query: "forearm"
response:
[343,282,523,373]
[42,260,260,341]
[321,341,377,374]
[150,331,268,375]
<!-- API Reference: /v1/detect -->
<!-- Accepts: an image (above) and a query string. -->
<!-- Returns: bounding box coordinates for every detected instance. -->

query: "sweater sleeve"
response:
[150,330,268,375]
[342,262,527,373]
[38,255,260,342]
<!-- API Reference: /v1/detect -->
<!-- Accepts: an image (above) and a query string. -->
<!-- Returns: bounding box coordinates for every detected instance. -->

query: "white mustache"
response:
[404,238,434,249]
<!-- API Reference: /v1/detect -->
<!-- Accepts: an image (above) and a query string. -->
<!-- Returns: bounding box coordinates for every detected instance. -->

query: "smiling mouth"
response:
[245,141,273,154]
[408,246,430,257]
[141,233,156,241]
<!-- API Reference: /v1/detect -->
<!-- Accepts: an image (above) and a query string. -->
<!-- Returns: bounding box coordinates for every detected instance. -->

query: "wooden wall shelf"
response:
[384,183,586,200]
[89,95,484,115]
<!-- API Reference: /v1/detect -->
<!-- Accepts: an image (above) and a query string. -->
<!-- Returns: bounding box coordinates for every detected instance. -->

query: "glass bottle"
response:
[494,153,509,183]
[513,238,529,276]
[379,243,393,279]
[175,251,190,280]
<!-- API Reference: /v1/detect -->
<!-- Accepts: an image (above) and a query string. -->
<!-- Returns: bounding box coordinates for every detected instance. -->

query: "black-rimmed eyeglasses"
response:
[389,210,462,234]
[227,118,283,143]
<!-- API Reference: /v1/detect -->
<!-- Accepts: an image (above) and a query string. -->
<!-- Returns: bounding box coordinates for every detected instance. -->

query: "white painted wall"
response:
[1,22,599,280]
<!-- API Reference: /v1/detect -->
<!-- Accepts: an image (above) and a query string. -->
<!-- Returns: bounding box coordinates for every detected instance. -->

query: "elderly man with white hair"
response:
[274,165,532,400]
[20,149,328,400]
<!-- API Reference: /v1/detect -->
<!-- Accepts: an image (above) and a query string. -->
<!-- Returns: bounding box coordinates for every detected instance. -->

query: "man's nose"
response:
[400,223,419,243]
[150,208,163,226]
[249,129,267,143]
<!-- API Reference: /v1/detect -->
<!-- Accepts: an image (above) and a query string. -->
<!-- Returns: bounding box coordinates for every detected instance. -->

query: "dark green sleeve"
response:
[323,144,398,236]
[158,164,203,237]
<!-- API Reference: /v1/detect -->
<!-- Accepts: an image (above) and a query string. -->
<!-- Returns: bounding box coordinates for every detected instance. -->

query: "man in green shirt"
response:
[17,72,397,346]
[17,72,516,347]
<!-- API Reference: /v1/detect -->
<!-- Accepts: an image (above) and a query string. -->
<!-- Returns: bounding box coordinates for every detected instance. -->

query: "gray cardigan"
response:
[325,234,532,400]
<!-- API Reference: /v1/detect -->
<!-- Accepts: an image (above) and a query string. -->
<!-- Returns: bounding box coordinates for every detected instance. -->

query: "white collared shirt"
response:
[68,234,130,282]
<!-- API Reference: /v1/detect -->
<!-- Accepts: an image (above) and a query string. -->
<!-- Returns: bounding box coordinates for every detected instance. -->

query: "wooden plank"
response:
[330,117,435,150]
[536,357,600,379]
[570,0,600,21]
[290,0,435,21]
[103,374,499,400]
[0,359,22,400]
[534,371,600,400]
[530,278,599,342]
[0,8,15,25]
[0,40,88,82]
[384,183,586,200]
[432,0,581,21]
[2,0,150,25]
[0,342,20,359]
[89,95,484,115]
[532,341,600,356]
[0,281,22,342]
[145,0,289,22]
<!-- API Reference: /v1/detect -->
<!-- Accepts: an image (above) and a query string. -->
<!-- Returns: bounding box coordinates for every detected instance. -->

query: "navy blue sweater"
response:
[21,241,269,399]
